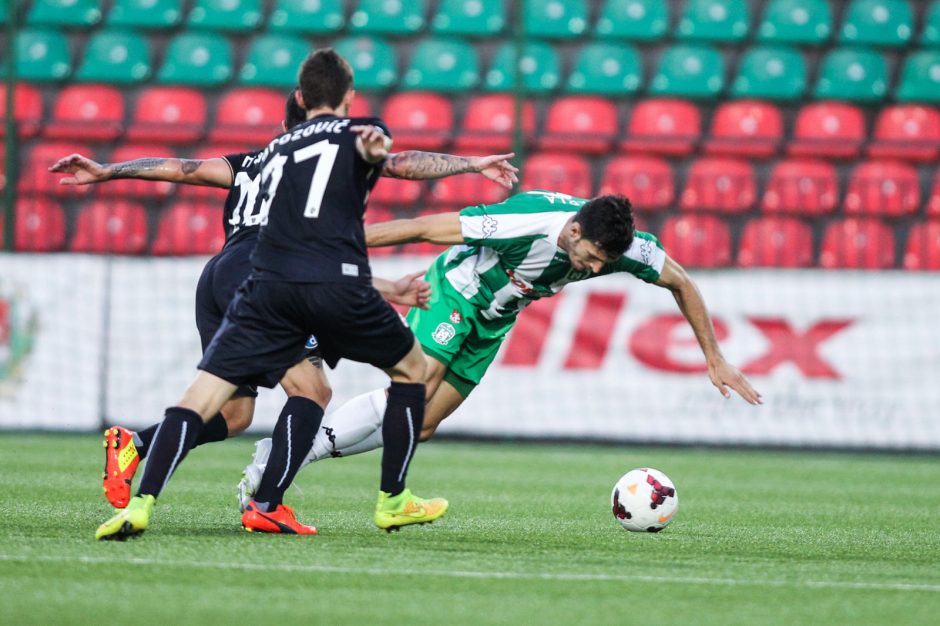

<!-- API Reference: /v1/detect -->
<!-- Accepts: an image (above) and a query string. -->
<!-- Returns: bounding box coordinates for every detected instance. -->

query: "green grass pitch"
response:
[1,433,939,625]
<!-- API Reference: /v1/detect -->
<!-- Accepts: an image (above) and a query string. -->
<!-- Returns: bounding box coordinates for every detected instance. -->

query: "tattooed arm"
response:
[382,151,518,189]
[49,154,234,188]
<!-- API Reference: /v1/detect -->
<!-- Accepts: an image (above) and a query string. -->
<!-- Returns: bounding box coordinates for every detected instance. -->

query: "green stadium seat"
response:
[432,0,505,36]
[565,42,642,95]
[595,0,668,41]
[839,0,913,47]
[757,0,832,44]
[157,32,233,87]
[923,0,940,46]
[814,48,888,102]
[187,0,262,32]
[0,29,71,81]
[334,36,398,91]
[524,0,589,39]
[108,0,182,30]
[485,41,560,94]
[239,35,310,88]
[677,0,750,42]
[27,0,102,28]
[895,50,940,103]
[269,0,345,34]
[349,0,426,35]
[403,38,479,92]
[75,30,151,84]
[732,46,806,101]
[650,44,725,99]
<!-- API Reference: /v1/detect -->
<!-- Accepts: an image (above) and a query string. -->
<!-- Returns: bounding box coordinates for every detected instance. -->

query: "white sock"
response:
[300,388,387,469]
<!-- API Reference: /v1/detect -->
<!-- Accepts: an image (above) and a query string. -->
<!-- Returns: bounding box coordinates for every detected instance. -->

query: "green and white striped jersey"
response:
[441,190,667,321]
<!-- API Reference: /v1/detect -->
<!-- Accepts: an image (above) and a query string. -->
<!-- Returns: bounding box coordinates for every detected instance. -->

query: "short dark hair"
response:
[285,88,306,129]
[573,194,635,259]
[298,48,353,111]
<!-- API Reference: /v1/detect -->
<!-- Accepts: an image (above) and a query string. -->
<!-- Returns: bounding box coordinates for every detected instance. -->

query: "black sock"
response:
[133,424,159,459]
[253,397,324,511]
[380,382,426,496]
[136,407,204,499]
[194,413,229,447]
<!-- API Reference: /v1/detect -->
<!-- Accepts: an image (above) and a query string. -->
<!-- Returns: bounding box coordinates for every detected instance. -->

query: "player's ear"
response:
[569,221,583,241]
[341,89,355,116]
[293,89,305,109]
[281,120,288,132]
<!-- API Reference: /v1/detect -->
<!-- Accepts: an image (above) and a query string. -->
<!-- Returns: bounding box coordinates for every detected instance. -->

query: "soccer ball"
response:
[611,468,678,533]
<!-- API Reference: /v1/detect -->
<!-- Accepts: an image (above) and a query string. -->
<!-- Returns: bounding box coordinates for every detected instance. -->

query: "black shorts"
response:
[199,277,415,390]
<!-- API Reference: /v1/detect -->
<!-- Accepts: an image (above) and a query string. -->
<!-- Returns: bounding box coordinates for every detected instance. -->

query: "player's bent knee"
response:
[221,397,255,436]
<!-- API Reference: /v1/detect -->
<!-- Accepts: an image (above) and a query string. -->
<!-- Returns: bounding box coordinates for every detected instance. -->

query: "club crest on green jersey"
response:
[432,323,456,345]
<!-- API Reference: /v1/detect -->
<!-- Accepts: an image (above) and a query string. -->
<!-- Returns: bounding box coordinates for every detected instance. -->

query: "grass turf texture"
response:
[1,434,939,625]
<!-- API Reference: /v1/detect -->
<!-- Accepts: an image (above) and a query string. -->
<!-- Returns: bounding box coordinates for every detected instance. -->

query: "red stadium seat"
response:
[737,216,813,268]
[20,142,95,197]
[176,146,249,202]
[704,100,783,158]
[381,92,453,151]
[0,83,43,138]
[597,156,673,212]
[127,87,207,144]
[930,169,940,217]
[429,172,510,207]
[369,178,425,208]
[621,99,700,157]
[760,158,839,216]
[44,85,124,142]
[455,95,536,152]
[539,96,618,155]
[97,144,176,200]
[867,105,940,162]
[349,96,372,118]
[1,199,67,252]
[788,102,865,159]
[903,221,940,270]
[71,200,149,255]
[209,88,284,146]
[152,203,225,256]
[844,160,920,218]
[820,218,895,269]
[659,215,731,268]
[520,153,592,198]
[680,157,756,213]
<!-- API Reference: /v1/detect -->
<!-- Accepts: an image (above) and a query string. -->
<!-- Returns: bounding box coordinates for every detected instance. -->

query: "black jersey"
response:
[220,150,265,249]
[249,114,388,283]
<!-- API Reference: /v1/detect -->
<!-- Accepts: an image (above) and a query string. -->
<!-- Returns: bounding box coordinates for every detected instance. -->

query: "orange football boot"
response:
[102,426,140,509]
[242,501,318,535]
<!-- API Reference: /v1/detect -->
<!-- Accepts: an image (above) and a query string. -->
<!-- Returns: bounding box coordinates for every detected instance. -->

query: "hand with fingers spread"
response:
[48,154,111,185]
[351,124,393,163]
[468,153,519,189]
[708,359,763,405]
[384,270,431,310]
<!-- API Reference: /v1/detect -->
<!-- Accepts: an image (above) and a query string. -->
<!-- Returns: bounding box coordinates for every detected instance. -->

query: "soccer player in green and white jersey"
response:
[238,190,762,506]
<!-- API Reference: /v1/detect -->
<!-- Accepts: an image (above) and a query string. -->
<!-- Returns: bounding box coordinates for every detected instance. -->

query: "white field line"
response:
[1,554,939,593]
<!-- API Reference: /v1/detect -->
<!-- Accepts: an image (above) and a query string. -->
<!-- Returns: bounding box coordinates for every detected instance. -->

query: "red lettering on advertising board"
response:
[741,317,853,380]
[628,314,730,373]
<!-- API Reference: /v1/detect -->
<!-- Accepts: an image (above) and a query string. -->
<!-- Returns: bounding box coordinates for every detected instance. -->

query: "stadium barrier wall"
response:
[1,253,938,450]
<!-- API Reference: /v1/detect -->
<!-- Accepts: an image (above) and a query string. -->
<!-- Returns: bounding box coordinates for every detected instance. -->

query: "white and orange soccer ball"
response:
[611,468,678,533]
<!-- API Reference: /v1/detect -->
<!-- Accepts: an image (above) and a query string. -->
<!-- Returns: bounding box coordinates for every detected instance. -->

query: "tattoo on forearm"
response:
[180,159,202,175]
[383,152,473,179]
[108,158,168,179]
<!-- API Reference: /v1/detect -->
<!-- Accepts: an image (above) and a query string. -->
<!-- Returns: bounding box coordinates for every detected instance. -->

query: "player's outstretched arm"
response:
[49,154,234,188]
[382,151,519,189]
[373,271,431,310]
[366,212,464,247]
[655,255,763,405]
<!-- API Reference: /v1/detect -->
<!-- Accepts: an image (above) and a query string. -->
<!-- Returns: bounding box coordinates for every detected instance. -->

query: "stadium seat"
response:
[650,44,725,99]
[731,46,806,101]
[760,158,839,215]
[0,84,43,138]
[187,0,262,32]
[867,105,940,162]
[403,39,480,92]
[659,215,732,268]
[895,51,940,103]
[787,101,865,158]
[595,0,668,41]
[923,0,940,46]
[1,29,71,81]
[523,0,589,38]
[620,99,701,156]
[349,0,426,35]
[757,0,833,45]
[238,34,309,88]
[432,0,505,36]
[27,0,102,28]
[520,153,593,198]
[704,100,783,157]
[677,0,751,42]
[209,88,284,145]
[485,41,560,94]
[157,32,233,87]
[75,29,152,84]
[930,170,940,216]
[269,0,344,33]
[839,0,913,48]
[349,96,373,118]
[454,94,536,151]
[44,85,124,141]
[152,203,225,256]
[429,170,511,207]
[680,157,756,213]
[380,92,453,151]
[843,160,920,218]
[334,36,398,91]
[737,216,814,268]
[11,199,67,252]
[369,178,425,208]
[19,142,94,197]
[565,42,642,96]
[903,221,940,270]
[538,96,618,155]
[107,0,183,30]
[820,218,895,269]
[597,155,674,212]
[97,144,176,199]
[71,200,149,255]
[127,87,206,144]
[814,48,888,102]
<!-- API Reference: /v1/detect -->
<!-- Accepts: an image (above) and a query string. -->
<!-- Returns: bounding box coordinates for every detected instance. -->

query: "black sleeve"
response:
[221,152,254,178]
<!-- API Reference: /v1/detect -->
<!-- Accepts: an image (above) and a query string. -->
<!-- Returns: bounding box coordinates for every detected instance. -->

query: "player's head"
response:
[569,194,635,272]
[297,48,355,117]
[283,87,307,131]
